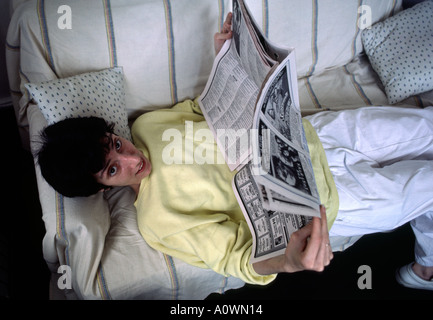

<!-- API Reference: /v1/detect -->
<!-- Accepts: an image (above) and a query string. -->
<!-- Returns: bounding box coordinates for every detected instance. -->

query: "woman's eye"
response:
[109,166,118,176]
[115,139,122,150]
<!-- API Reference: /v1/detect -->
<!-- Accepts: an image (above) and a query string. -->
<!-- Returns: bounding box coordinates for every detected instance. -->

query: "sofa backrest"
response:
[7,0,402,147]
[246,0,402,77]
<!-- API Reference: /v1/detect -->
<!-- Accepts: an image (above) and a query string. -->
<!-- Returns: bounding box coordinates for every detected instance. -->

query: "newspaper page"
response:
[199,0,287,170]
[199,0,322,261]
[252,57,321,217]
[233,58,321,262]
[233,165,312,262]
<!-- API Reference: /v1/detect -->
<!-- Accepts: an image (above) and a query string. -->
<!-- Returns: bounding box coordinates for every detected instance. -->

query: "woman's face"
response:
[94,134,151,188]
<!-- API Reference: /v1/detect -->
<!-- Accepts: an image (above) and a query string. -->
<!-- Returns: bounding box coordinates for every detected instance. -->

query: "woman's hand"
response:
[253,205,333,275]
[282,205,333,272]
[214,12,233,55]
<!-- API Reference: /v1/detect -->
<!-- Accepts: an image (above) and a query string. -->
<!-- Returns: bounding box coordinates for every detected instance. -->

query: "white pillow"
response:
[362,1,433,104]
[25,67,132,140]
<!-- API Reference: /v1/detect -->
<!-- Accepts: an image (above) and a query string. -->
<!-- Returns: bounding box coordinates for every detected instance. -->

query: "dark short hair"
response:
[36,117,115,197]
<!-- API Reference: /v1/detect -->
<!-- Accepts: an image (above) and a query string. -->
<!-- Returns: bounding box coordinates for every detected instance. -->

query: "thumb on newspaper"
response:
[283,205,332,273]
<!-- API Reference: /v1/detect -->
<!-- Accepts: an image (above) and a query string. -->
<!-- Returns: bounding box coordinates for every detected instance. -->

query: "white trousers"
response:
[306,106,433,266]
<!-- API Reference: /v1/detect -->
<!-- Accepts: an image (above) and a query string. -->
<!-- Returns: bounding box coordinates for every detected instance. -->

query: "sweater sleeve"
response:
[139,210,276,285]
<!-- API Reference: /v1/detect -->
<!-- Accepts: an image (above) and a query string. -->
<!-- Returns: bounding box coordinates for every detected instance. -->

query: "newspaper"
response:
[199,0,320,263]
[233,165,313,262]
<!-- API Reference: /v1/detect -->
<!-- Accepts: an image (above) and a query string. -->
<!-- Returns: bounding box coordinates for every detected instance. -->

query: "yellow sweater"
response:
[132,99,338,285]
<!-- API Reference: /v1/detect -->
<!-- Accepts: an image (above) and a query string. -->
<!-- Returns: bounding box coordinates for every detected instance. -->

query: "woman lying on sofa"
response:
[36,14,433,290]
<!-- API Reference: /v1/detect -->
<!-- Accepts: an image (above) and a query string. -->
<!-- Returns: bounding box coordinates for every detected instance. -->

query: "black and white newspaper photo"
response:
[260,66,305,150]
[252,61,320,214]
[233,165,312,262]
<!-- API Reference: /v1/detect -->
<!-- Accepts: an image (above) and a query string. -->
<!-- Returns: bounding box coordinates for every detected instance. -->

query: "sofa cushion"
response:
[362,0,433,104]
[246,0,403,78]
[24,67,132,140]
[27,103,245,300]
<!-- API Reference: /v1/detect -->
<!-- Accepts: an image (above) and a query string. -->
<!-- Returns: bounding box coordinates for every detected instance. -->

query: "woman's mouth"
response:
[136,157,151,176]
[137,159,145,175]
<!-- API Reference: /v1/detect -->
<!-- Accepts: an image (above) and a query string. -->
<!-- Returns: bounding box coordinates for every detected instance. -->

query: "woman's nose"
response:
[118,153,140,168]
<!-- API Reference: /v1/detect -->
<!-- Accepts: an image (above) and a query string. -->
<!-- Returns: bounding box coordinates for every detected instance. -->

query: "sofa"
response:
[6,0,433,299]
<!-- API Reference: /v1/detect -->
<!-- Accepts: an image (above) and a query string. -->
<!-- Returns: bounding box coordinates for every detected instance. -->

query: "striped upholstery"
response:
[29,132,244,299]
[8,0,232,147]
[7,0,433,299]
[246,0,402,78]
[9,0,248,300]
[9,0,432,147]
[244,0,433,112]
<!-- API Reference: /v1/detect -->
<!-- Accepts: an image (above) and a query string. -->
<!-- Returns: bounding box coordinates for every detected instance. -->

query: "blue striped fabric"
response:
[5,42,20,51]
[390,0,399,16]
[218,0,226,32]
[56,192,112,299]
[304,0,321,109]
[307,0,318,77]
[344,65,373,105]
[97,264,112,300]
[163,0,178,106]
[218,277,228,294]
[37,0,56,76]
[55,192,70,265]
[352,0,363,58]
[412,95,424,108]
[103,0,118,68]
[346,0,372,105]
[163,254,180,300]
[261,0,269,38]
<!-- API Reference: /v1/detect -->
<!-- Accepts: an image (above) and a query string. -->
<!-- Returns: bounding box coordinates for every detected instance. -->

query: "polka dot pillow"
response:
[25,67,132,140]
[361,0,433,104]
